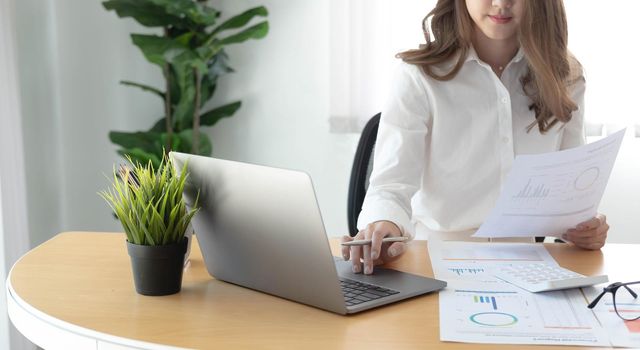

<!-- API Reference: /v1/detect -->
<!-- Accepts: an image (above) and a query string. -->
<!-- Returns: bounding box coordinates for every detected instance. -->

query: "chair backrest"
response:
[347,113,381,237]
[346,112,548,242]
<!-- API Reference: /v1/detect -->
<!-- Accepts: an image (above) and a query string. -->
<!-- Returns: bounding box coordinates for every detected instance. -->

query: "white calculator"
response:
[494,263,609,293]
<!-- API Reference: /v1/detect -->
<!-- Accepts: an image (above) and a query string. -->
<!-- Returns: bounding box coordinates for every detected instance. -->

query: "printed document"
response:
[439,280,611,346]
[474,129,625,238]
[429,241,610,346]
[428,240,557,282]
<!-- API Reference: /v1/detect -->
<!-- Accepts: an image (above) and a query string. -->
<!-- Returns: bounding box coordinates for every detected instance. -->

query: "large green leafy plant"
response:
[103,0,269,167]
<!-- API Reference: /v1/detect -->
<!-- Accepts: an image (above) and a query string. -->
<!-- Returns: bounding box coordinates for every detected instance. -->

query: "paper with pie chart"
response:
[440,280,610,346]
[474,128,626,238]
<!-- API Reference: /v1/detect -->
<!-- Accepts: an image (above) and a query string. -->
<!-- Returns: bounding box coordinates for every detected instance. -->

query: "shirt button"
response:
[501,97,508,104]
[502,137,510,144]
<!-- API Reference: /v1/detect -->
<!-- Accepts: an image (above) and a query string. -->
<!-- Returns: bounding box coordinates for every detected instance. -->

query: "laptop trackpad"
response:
[333,257,446,294]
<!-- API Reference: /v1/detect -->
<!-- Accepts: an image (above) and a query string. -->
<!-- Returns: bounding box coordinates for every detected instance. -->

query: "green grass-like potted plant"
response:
[100,155,199,296]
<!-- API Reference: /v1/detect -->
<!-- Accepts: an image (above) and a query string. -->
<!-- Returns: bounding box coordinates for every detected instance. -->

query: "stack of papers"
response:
[429,241,611,347]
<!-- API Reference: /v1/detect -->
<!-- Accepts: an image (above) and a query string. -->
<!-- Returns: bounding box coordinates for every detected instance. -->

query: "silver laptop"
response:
[170,152,446,314]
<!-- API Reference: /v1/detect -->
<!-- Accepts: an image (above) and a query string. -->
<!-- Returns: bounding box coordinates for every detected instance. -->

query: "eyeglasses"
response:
[587,281,640,321]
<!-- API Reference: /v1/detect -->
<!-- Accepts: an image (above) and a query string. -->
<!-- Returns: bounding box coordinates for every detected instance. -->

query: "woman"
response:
[342,0,609,275]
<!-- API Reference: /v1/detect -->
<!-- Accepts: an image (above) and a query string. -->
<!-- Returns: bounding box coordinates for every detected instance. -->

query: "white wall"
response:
[207,0,358,238]
[15,0,65,247]
[0,185,9,350]
[597,134,640,244]
[2,0,36,347]
[16,0,172,246]
[16,0,356,246]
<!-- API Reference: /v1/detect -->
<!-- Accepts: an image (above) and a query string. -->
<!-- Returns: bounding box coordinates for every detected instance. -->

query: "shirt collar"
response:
[465,45,525,65]
[465,45,481,63]
[512,47,525,62]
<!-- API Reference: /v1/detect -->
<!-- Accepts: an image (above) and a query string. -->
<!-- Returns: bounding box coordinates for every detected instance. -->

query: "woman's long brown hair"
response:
[397,0,581,133]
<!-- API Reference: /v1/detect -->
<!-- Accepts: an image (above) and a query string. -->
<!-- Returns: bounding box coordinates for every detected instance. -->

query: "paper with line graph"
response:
[439,280,610,346]
[428,241,557,282]
[474,128,625,238]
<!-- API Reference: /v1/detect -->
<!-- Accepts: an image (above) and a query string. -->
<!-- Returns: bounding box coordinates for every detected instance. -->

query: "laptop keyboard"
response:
[339,278,400,307]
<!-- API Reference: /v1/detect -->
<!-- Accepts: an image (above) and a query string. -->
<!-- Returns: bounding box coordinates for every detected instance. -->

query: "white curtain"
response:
[329,0,436,133]
[563,0,640,137]
[0,0,34,348]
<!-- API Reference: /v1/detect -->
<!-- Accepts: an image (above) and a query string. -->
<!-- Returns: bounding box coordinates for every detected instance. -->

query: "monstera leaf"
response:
[102,0,219,29]
[197,8,269,60]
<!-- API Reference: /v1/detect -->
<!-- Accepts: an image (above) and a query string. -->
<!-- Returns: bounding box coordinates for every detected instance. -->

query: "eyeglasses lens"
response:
[613,282,640,321]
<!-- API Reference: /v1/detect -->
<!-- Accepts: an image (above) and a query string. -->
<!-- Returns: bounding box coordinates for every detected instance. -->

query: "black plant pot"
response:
[126,237,188,296]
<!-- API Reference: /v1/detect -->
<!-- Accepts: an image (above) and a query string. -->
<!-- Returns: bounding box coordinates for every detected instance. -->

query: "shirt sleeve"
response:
[356,63,431,239]
[560,75,586,149]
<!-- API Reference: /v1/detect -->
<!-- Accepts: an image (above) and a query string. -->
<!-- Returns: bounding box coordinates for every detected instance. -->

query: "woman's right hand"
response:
[341,220,407,275]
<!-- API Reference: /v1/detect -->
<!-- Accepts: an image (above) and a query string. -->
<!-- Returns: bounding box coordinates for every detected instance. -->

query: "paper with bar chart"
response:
[583,286,640,347]
[440,280,610,346]
[474,128,625,238]
[428,241,558,282]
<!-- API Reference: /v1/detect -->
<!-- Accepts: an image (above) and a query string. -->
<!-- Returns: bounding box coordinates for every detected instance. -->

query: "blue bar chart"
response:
[456,289,520,327]
[473,295,498,310]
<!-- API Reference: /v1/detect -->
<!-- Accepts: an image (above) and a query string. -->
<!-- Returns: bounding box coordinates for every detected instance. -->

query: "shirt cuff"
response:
[357,201,415,240]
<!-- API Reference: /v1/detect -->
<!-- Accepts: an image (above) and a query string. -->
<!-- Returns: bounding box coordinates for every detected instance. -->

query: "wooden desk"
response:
[6,232,634,349]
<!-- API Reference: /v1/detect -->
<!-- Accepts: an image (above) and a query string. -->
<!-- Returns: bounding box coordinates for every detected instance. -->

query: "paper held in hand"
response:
[474,128,625,238]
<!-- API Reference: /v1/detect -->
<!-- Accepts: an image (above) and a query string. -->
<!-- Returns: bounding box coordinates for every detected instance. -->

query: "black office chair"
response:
[347,113,381,237]
[347,113,548,242]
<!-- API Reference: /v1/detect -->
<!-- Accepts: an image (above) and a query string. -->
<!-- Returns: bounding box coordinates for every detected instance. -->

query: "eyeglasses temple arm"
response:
[623,285,638,298]
[587,291,607,309]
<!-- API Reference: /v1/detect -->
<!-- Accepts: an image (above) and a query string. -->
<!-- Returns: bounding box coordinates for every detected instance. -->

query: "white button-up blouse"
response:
[357,47,586,240]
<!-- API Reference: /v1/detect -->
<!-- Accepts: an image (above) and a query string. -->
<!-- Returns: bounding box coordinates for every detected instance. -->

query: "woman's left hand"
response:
[561,213,609,250]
